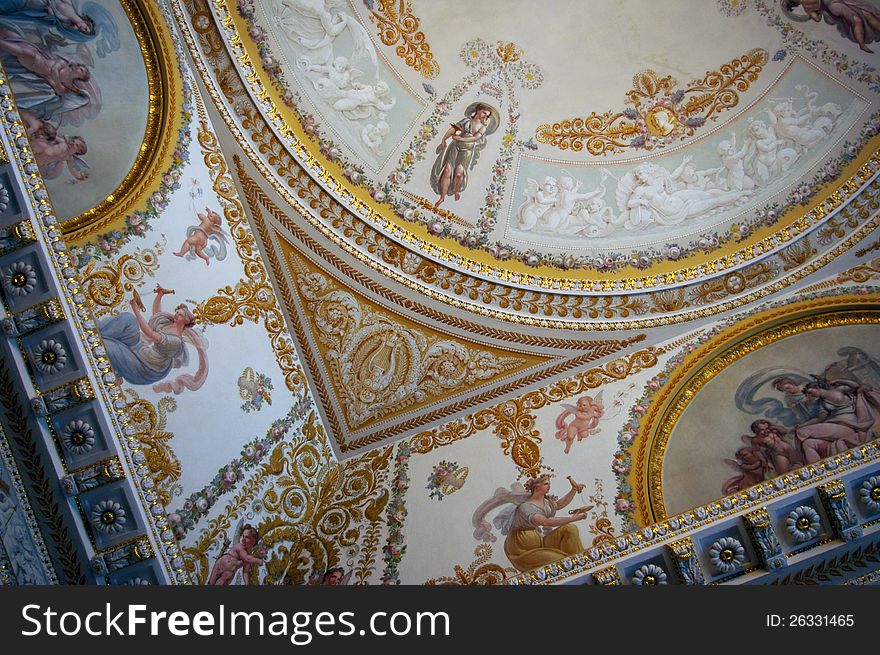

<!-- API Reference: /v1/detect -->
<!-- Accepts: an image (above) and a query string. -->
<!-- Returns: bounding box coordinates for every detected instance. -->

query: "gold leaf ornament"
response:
[536,48,769,155]
[366,0,439,79]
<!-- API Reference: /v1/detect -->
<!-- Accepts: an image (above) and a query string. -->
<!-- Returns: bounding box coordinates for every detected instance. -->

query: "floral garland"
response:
[716,0,749,18]
[70,2,195,268]
[167,394,314,539]
[231,4,879,273]
[380,441,410,584]
[612,284,880,531]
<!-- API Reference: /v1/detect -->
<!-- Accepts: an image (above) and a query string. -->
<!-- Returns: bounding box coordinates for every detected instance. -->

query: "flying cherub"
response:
[173,206,229,266]
[555,392,605,454]
[207,522,265,585]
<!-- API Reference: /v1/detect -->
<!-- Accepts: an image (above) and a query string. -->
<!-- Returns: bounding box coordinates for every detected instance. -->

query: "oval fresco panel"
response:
[658,312,880,518]
[0,0,181,239]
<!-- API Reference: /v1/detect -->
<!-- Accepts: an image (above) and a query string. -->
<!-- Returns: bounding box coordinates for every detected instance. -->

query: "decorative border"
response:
[0,401,59,583]
[203,0,880,285]
[0,355,84,582]
[0,74,188,583]
[627,294,880,526]
[507,440,880,585]
[169,1,880,331]
[236,158,647,454]
[189,109,306,394]
[409,346,666,477]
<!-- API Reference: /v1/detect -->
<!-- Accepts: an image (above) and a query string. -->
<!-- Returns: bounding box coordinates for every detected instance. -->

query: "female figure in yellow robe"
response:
[504,475,588,572]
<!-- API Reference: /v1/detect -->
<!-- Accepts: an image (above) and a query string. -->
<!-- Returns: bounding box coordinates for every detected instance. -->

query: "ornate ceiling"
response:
[1,0,879,588]
[167,0,880,456]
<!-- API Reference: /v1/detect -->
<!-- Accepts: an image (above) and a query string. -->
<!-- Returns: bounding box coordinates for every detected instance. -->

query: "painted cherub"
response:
[173,206,228,266]
[207,523,265,585]
[555,392,605,454]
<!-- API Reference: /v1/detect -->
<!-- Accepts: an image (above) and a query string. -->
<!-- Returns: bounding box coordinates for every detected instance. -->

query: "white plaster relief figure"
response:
[717,134,755,192]
[330,80,396,120]
[618,163,746,230]
[302,55,362,98]
[516,176,557,231]
[362,120,390,154]
[513,85,842,238]
[516,173,621,237]
[273,0,375,68]
[766,86,842,150]
[673,156,724,193]
[539,174,608,234]
[273,0,396,156]
[744,119,797,185]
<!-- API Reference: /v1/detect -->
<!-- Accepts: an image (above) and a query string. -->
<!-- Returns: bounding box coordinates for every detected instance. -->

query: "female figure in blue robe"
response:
[99,284,209,395]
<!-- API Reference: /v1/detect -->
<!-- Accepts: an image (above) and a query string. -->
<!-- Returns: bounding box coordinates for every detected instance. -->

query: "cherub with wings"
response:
[207,520,266,585]
[555,392,605,454]
[173,206,229,266]
[722,444,770,495]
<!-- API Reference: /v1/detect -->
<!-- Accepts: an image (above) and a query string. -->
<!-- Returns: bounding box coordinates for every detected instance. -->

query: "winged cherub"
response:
[555,392,605,454]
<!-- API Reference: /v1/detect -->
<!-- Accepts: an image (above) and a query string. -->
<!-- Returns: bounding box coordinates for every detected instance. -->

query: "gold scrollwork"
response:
[290,257,525,429]
[779,237,818,271]
[183,413,393,585]
[124,390,181,507]
[410,347,662,477]
[834,257,880,284]
[424,544,517,585]
[365,0,439,79]
[191,120,305,393]
[78,239,165,317]
[176,1,880,330]
[688,260,778,305]
[536,48,768,155]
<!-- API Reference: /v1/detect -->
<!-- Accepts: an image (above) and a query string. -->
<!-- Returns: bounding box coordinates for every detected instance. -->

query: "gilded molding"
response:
[667,536,706,585]
[286,249,533,431]
[235,157,649,453]
[0,71,186,582]
[855,238,880,258]
[410,346,662,472]
[193,0,880,288]
[235,159,653,347]
[834,256,880,284]
[592,565,621,585]
[191,119,306,393]
[60,0,185,242]
[634,301,880,524]
[172,0,880,329]
[507,441,880,585]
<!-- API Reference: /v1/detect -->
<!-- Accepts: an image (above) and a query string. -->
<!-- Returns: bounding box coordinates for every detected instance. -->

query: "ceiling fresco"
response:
[1,0,879,588]
[0,0,189,242]
[198,0,880,295]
